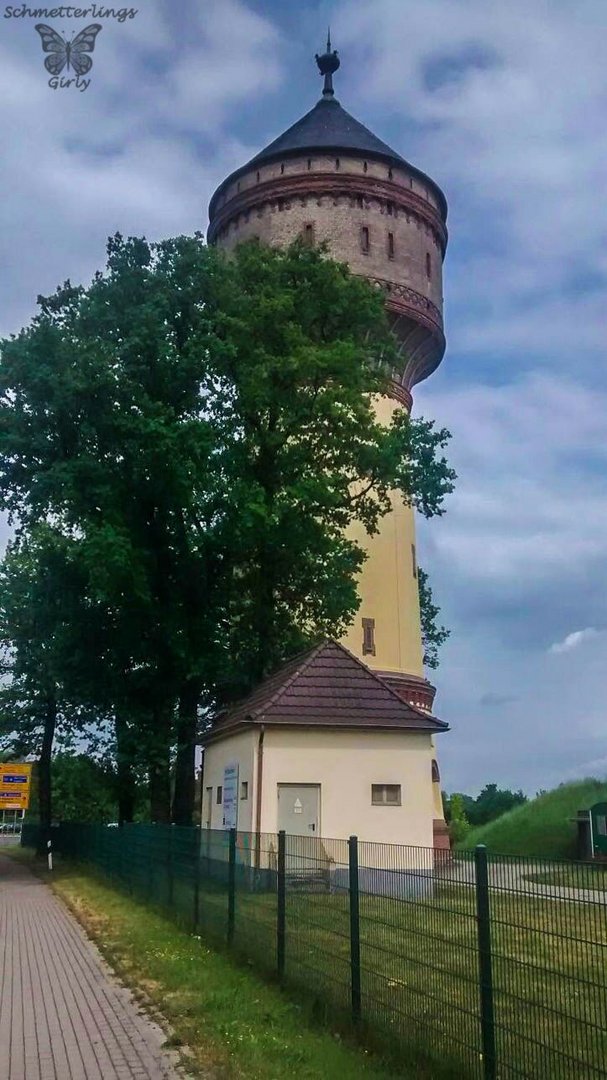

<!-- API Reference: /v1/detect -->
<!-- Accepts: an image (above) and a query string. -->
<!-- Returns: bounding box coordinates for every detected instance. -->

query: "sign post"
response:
[0,763,33,812]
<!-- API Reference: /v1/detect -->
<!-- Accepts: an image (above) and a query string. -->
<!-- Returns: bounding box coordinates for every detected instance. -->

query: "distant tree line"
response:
[443,784,528,843]
[0,234,455,835]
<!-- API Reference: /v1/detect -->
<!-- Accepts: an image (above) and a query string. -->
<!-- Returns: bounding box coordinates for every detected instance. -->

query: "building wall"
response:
[210,153,444,314]
[341,394,423,678]
[202,729,258,831]
[259,727,435,848]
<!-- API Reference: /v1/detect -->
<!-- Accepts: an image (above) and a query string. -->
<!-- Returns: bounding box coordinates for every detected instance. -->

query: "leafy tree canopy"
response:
[0,234,456,822]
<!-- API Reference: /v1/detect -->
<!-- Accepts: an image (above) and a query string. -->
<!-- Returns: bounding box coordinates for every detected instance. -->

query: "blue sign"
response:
[223,763,239,830]
[2,775,27,784]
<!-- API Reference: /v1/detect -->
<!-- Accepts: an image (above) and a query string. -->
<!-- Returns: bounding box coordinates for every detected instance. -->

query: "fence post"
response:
[193,842,200,932]
[227,827,236,946]
[277,830,286,979]
[348,835,362,1025]
[167,826,174,909]
[475,845,496,1080]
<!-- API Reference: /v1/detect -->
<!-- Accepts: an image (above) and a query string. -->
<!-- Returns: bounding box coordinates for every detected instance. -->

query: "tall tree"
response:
[0,529,81,845]
[0,234,455,825]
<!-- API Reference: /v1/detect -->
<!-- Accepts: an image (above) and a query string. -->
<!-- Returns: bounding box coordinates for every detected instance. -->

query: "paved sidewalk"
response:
[0,854,182,1080]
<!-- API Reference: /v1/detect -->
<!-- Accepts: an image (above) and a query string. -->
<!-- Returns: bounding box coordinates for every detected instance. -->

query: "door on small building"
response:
[277,783,320,836]
[277,784,328,885]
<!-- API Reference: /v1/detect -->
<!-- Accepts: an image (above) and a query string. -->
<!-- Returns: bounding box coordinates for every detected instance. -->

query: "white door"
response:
[277,783,320,837]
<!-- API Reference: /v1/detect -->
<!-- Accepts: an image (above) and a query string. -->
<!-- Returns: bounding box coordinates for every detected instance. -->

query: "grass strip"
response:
[15,851,403,1080]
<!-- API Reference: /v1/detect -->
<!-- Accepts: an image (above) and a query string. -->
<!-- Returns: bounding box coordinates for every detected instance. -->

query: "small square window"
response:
[240,781,248,801]
[360,225,370,254]
[216,785,222,805]
[372,784,401,806]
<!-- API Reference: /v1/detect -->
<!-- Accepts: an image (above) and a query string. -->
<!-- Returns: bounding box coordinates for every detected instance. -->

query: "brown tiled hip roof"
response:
[202,640,448,744]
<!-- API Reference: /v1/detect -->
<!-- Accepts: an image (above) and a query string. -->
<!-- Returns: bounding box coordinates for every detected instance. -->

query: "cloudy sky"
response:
[1,0,606,795]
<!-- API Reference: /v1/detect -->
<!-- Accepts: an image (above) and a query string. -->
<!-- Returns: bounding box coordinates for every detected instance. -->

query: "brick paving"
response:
[0,854,183,1080]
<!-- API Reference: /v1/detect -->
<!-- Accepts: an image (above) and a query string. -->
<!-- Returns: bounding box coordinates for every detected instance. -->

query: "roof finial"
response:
[315,31,340,99]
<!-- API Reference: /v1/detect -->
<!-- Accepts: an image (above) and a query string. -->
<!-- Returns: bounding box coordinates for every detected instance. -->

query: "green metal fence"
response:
[21,823,607,1079]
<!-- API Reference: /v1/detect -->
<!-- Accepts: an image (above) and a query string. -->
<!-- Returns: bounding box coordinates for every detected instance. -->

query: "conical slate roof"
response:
[249,97,407,171]
[208,64,447,222]
[203,640,448,743]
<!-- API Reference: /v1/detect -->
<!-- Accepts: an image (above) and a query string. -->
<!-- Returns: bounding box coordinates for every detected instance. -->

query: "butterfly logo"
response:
[35,23,102,77]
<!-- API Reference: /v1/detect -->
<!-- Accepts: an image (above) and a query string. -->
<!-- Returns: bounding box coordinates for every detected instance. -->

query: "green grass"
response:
[14,852,404,1080]
[523,863,607,890]
[459,778,607,858]
[228,879,607,1080]
[16,839,607,1080]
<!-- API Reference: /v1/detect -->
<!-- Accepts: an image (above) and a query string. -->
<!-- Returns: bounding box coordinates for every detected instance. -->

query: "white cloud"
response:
[549,628,601,654]
[0,0,285,337]
[335,0,607,369]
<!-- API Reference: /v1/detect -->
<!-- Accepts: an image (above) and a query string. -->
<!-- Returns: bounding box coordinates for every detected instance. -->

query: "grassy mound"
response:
[458,778,607,858]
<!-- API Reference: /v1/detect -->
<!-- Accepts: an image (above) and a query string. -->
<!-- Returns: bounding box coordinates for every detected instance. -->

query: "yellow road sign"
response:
[0,763,33,811]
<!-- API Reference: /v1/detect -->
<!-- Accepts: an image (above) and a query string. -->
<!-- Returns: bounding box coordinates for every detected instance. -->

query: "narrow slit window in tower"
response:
[307,158,312,170]
[363,160,368,173]
[362,617,376,656]
[386,201,394,215]
[335,157,340,170]
[388,167,393,180]
[216,786,222,804]
[256,170,260,183]
[361,225,370,253]
[303,222,314,246]
[426,252,432,279]
[411,543,417,578]
[431,760,440,783]
[280,162,285,174]
[388,232,395,259]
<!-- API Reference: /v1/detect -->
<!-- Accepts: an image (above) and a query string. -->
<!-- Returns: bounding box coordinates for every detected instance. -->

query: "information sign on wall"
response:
[0,762,33,811]
[222,763,239,830]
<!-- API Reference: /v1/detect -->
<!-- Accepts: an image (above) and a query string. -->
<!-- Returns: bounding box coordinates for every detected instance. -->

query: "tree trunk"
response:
[37,693,57,855]
[172,681,199,826]
[115,713,135,825]
[148,702,172,824]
